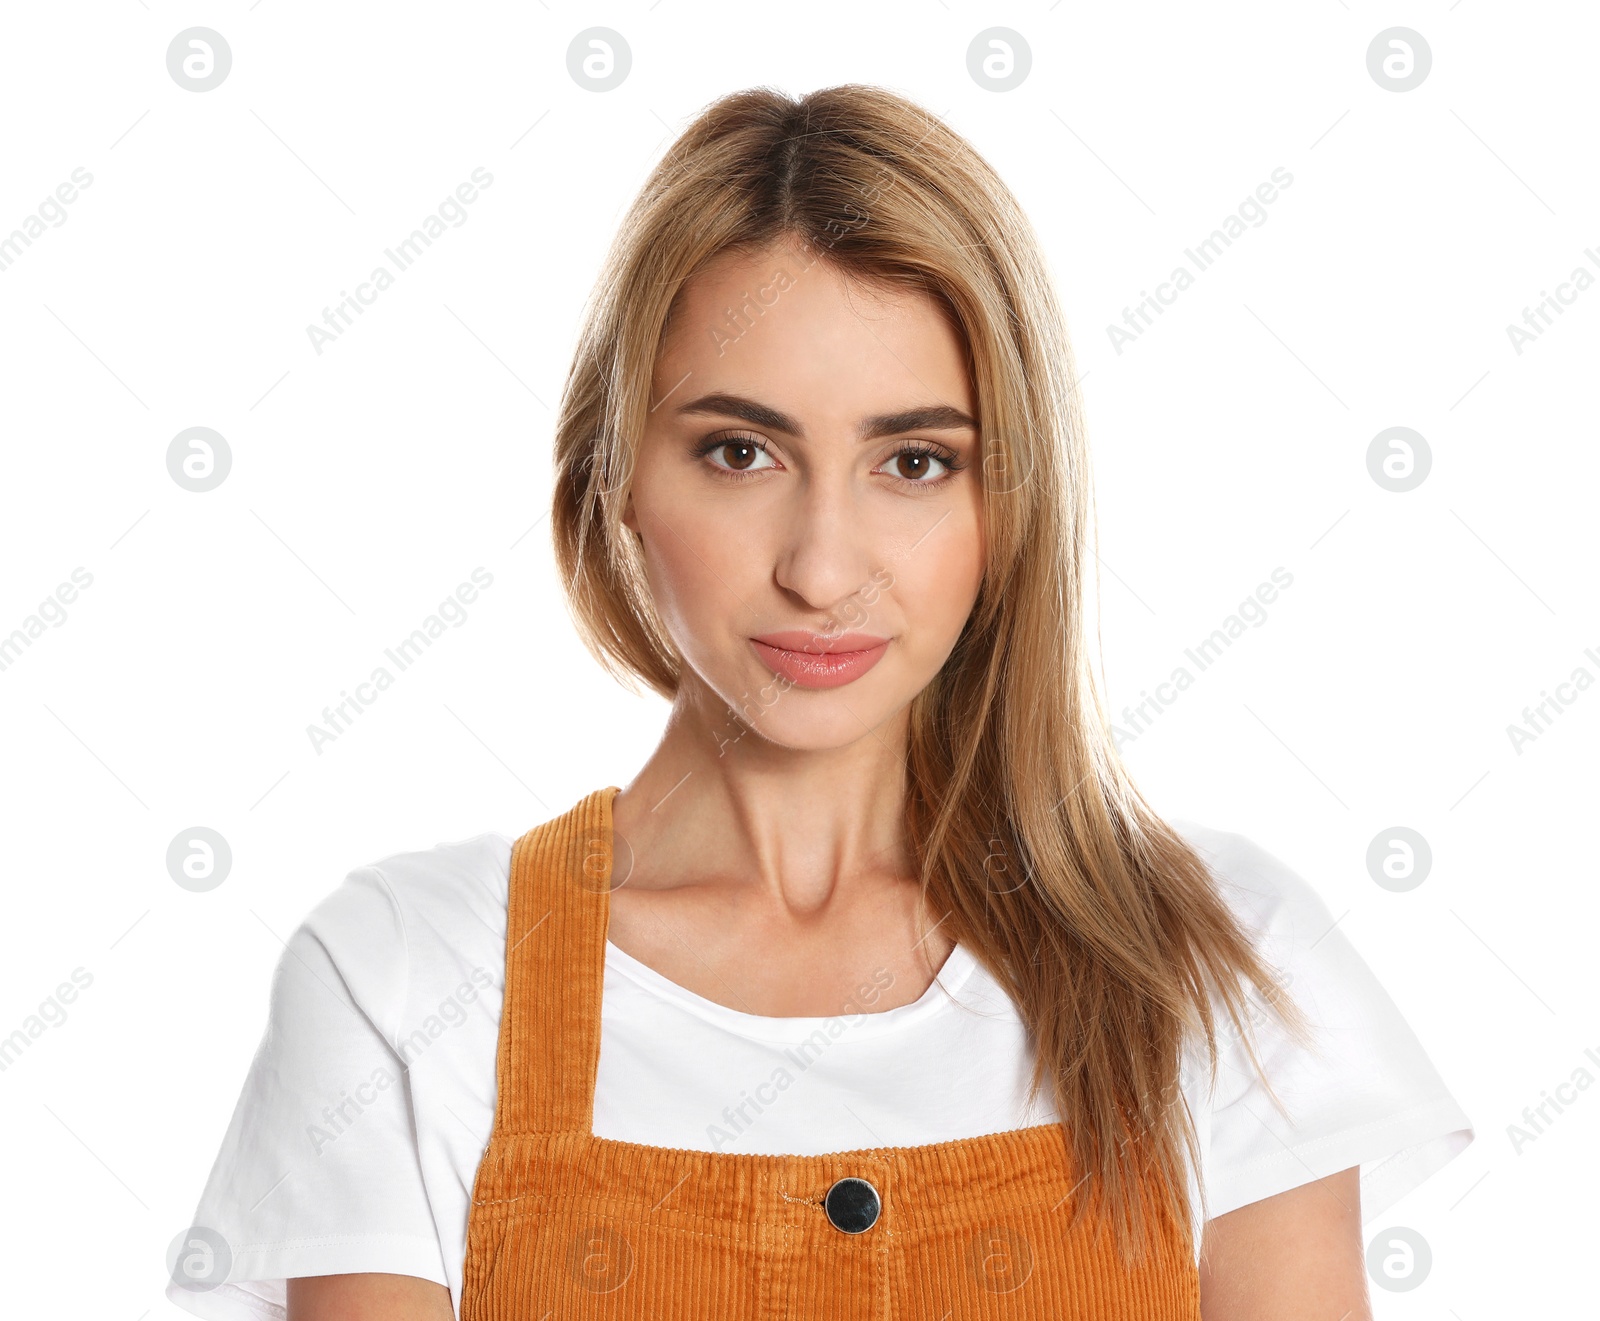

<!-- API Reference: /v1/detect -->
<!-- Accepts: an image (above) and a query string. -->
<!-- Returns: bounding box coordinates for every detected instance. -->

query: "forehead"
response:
[655,240,974,420]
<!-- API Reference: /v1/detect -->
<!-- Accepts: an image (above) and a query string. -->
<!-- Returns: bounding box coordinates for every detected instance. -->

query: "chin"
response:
[689,652,912,740]
[743,696,907,750]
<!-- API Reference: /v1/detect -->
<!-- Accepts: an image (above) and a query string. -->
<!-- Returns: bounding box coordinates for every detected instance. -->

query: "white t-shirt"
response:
[165,817,1475,1321]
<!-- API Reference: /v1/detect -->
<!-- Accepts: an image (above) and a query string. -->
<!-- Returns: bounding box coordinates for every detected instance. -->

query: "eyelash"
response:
[692,431,968,489]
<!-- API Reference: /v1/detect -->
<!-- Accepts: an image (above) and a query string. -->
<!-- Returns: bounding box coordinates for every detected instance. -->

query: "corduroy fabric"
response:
[461,785,1201,1319]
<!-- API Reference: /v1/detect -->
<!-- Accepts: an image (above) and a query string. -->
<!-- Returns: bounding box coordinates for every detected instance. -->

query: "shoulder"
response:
[302,831,514,934]
[1165,817,1338,953]
[1164,818,1478,1224]
[295,831,515,954]
[288,831,515,1046]
[361,830,516,934]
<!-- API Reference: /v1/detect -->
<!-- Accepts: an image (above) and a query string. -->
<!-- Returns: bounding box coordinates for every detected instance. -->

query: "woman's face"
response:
[623,237,986,751]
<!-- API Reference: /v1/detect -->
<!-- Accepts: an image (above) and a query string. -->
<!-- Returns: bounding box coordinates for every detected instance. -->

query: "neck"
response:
[610,675,916,915]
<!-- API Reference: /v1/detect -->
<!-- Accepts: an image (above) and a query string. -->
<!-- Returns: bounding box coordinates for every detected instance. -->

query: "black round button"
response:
[823,1177,880,1233]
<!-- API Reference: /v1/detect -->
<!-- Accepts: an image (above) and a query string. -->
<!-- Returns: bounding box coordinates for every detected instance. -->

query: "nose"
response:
[770,469,881,614]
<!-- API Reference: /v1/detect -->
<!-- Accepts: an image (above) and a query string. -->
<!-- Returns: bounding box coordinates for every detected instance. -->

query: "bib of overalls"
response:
[460,786,1202,1319]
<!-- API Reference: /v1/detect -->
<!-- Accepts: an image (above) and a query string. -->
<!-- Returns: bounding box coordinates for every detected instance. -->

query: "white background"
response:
[0,2,1594,1316]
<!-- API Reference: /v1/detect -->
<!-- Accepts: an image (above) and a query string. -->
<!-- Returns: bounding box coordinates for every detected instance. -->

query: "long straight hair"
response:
[550,83,1314,1262]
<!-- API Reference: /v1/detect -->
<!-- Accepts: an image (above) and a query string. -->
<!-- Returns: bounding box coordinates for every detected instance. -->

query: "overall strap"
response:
[492,784,620,1136]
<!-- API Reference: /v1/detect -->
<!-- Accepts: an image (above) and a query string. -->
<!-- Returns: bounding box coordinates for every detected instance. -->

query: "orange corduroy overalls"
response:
[460,786,1201,1319]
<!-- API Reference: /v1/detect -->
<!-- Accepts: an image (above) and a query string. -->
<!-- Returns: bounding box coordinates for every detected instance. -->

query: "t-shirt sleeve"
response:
[165,865,449,1321]
[1180,825,1476,1225]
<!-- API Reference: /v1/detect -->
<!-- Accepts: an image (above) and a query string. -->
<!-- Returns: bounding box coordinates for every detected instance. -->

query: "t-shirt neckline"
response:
[603,937,980,1043]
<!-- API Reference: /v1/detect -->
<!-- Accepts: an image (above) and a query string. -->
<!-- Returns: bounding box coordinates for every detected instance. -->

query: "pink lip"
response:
[749,632,890,690]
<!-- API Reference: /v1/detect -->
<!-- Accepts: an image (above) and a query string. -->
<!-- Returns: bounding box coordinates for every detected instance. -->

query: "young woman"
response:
[168,85,1474,1320]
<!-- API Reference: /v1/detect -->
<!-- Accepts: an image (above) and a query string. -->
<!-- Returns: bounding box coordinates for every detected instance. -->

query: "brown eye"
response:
[883,446,955,483]
[694,432,777,480]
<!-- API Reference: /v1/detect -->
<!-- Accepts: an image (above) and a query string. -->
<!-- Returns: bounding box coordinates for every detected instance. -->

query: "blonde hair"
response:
[551,83,1314,1262]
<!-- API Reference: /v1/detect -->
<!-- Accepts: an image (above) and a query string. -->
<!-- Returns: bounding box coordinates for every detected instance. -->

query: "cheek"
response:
[635,497,752,637]
[887,522,985,651]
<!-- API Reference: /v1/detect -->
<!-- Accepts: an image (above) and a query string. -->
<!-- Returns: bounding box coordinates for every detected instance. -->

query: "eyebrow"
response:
[674,392,977,442]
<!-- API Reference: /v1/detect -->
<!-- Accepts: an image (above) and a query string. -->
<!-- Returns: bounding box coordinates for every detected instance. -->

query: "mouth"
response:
[749,632,891,690]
